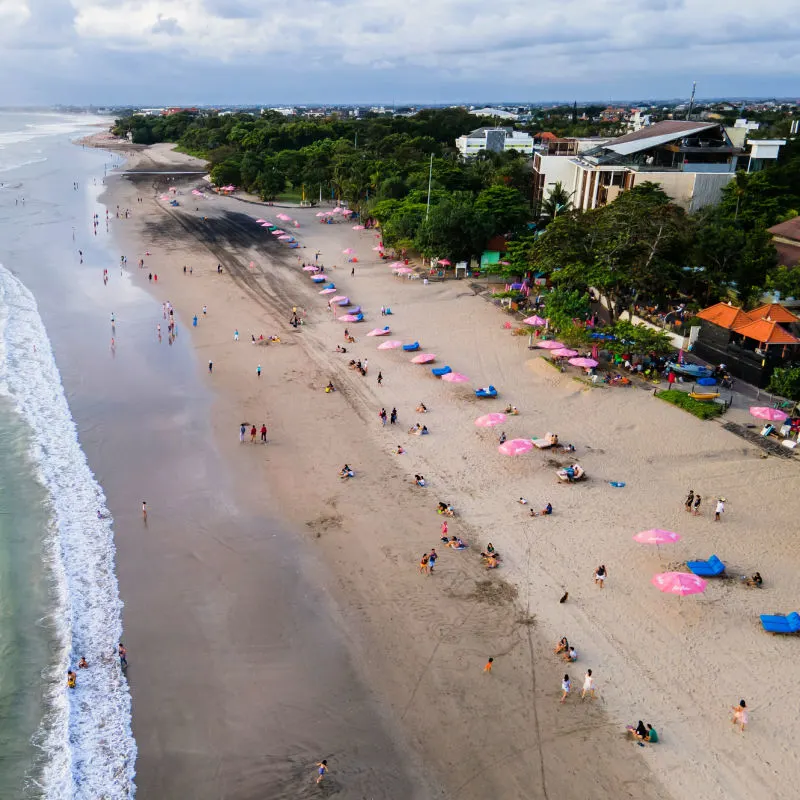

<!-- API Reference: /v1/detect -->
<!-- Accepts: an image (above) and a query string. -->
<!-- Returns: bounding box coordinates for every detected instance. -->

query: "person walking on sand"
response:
[484,657,494,674]
[390,407,397,425]
[441,520,448,539]
[581,669,596,700]
[208,360,213,374]
[685,489,694,512]
[693,494,702,516]
[202,305,207,316]
[715,497,725,521]
[561,674,571,703]
[257,364,262,378]
[260,424,267,443]
[731,700,748,732]
[141,501,147,521]
[250,425,257,443]
[119,643,128,668]
[419,553,429,574]
[240,424,246,443]
[234,329,239,341]
[316,760,328,784]
[594,564,607,588]
[377,371,383,386]
[379,408,387,426]
[363,358,368,374]
[428,548,437,574]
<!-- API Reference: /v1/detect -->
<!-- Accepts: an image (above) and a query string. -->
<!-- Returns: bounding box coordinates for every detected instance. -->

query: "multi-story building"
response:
[455,127,534,158]
[532,120,785,213]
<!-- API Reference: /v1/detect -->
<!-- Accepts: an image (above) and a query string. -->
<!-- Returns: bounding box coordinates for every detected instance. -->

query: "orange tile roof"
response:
[535,131,558,141]
[747,303,799,325]
[696,302,753,330]
[733,318,799,345]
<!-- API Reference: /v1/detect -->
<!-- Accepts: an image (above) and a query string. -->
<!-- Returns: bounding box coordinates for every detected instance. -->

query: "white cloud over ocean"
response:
[1,0,799,103]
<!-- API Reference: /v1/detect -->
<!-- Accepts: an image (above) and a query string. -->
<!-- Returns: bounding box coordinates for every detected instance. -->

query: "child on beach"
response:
[685,490,694,511]
[581,669,596,700]
[594,565,607,588]
[484,657,494,673]
[316,760,328,784]
[561,674,571,703]
[731,700,748,732]
[693,494,702,515]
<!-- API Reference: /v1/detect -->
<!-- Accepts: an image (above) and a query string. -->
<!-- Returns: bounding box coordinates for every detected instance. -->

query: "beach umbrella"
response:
[536,340,566,350]
[569,357,598,368]
[339,314,362,322]
[411,353,436,364]
[271,230,285,235]
[256,218,266,223]
[523,315,546,326]
[352,225,365,230]
[441,372,469,383]
[498,438,533,456]
[651,572,707,597]
[342,248,355,255]
[634,529,681,545]
[749,406,788,422]
[475,413,506,427]
[438,259,452,266]
[276,213,291,221]
[320,287,337,294]
[372,246,384,251]
[261,222,273,227]
[367,327,391,337]
[316,212,327,217]
[328,295,347,303]
[278,235,293,240]
[552,348,578,358]
[394,267,414,274]
[388,261,404,268]
[377,340,403,350]
[332,207,344,214]
[302,265,319,271]
[343,209,354,216]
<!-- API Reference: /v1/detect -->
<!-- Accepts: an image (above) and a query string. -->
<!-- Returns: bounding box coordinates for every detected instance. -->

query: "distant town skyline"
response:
[1,0,798,106]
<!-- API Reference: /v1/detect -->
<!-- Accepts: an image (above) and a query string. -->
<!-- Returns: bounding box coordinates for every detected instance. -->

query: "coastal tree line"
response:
[113,111,800,322]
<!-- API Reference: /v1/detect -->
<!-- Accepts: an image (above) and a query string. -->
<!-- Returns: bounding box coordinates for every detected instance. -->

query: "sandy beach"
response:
[100,141,800,799]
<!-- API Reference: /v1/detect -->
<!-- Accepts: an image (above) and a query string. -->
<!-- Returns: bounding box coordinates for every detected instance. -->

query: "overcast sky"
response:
[1,0,798,105]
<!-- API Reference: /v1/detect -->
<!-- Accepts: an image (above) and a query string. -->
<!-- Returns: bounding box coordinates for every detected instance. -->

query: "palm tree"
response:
[539,181,573,220]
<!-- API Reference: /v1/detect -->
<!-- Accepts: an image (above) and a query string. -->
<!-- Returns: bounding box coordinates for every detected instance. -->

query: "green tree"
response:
[209,158,241,188]
[607,320,674,358]
[543,288,590,331]
[539,181,573,220]
[768,367,800,400]
[474,185,530,237]
[415,197,493,263]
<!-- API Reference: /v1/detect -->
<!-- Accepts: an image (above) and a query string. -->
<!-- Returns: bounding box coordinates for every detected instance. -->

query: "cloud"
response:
[0,0,798,104]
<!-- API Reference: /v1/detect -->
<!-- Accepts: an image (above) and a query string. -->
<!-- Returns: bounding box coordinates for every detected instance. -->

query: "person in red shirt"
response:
[260,424,267,443]
[250,425,257,443]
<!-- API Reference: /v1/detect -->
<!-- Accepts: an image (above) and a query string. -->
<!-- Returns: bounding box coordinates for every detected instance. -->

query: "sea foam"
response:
[0,265,136,799]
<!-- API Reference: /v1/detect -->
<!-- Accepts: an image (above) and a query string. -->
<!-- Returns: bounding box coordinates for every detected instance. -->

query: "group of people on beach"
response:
[68,644,127,690]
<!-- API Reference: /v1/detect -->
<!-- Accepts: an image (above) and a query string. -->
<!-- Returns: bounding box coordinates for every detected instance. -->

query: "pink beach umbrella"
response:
[438,259,451,266]
[261,222,272,227]
[749,406,788,422]
[342,248,355,255]
[352,225,365,230]
[634,529,681,545]
[276,213,291,221]
[552,348,578,358]
[278,235,293,240]
[388,261,404,268]
[394,267,414,274]
[441,372,468,383]
[342,209,354,216]
[377,340,403,350]
[498,438,533,456]
[256,218,266,224]
[569,357,598,368]
[475,413,507,427]
[372,246,384,251]
[536,340,565,350]
[367,327,391,337]
[339,314,362,322]
[523,315,546,326]
[328,295,347,303]
[411,353,436,364]
[302,265,319,271]
[332,207,344,214]
[271,229,285,235]
[320,287,337,294]
[652,572,707,597]
[315,212,327,217]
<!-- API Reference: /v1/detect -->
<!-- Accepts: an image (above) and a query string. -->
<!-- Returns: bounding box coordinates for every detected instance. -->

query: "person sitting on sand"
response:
[349,359,356,368]
[644,724,658,743]
[421,425,429,435]
[745,572,763,587]
[504,405,519,415]
[485,554,499,569]
[554,637,569,655]
[416,402,427,413]
[486,542,496,554]
[396,445,405,455]
[549,433,559,447]
[344,328,349,340]
[409,423,422,435]
[499,431,507,444]
[530,502,553,517]
[558,443,576,453]
[627,720,648,741]
[414,474,426,487]
[437,502,454,517]
[563,646,578,663]
[78,657,88,669]
[447,536,467,550]
[325,381,335,393]
[339,464,354,479]
[347,334,356,343]
[336,344,347,353]
[518,497,528,505]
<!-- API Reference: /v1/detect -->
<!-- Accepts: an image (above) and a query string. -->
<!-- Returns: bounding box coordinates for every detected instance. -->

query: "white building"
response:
[470,107,518,120]
[456,127,534,158]
[532,120,785,214]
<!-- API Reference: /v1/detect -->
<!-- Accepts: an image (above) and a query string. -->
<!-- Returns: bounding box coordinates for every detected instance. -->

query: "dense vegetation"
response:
[113,110,800,318]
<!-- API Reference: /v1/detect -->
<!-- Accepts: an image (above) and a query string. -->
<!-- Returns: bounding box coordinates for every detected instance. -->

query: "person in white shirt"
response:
[714,498,725,522]
[582,669,596,700]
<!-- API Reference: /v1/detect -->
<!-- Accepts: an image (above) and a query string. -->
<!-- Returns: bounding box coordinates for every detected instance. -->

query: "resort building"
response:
[693,301,799,386]
[456,127,534,158]
[769,215,800,269]
[532,120,785,213]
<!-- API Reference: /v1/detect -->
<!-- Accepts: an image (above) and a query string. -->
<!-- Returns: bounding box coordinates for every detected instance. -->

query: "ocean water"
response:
[0,113,135,798]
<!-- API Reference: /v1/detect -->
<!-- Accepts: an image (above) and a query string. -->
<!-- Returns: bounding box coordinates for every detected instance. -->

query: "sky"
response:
[1,0,799,105]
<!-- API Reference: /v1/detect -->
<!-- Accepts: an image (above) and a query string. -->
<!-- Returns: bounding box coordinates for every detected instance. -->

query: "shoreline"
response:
[102,141,800,799]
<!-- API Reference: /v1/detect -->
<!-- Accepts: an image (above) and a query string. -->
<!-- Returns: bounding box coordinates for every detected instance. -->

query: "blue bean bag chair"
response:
[353,313,364,322]
[476,385,497,398]
[432,366,452,377]
[403,342,420,352]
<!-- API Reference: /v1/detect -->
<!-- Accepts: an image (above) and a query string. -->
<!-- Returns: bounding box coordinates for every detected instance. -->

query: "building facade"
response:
[456,127,534,158]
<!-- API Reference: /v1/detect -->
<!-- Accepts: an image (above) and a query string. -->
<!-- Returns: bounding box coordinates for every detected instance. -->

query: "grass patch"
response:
[656,389,724,420]
[275,187,306,204]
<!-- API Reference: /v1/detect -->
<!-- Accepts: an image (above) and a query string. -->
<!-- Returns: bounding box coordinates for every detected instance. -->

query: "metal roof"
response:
[606,121,719,156]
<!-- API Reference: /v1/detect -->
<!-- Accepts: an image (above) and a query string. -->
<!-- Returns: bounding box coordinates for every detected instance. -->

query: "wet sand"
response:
[97,143,677,800]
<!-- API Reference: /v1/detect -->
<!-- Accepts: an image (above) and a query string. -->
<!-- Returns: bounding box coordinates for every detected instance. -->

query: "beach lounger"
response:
[352,313,364,322]
[760,612,800,634]
[687,554,725,577]
[432,366,452,377]
[475,385,497,398]
[403,342,420,352]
